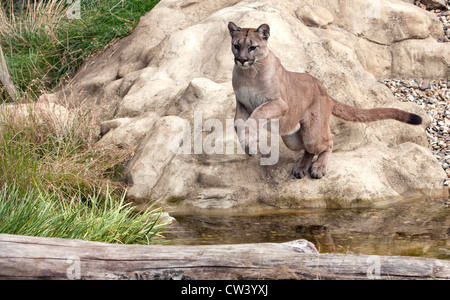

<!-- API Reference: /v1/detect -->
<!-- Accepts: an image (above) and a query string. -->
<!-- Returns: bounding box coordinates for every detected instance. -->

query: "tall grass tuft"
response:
[0,183,165,244]
[0,104,167,244]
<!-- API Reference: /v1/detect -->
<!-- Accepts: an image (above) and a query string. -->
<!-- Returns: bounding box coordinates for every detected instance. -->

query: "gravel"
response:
[380,79,450,186]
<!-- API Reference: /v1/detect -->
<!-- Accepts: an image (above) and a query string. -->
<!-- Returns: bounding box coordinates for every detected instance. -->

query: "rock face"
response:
[54,0,448,213]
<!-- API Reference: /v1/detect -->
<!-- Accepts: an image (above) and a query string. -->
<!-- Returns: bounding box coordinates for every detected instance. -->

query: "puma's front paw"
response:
[292,164,309,179]
[238,135,254,156]
[245,133,258,156]
[238,126,258,156]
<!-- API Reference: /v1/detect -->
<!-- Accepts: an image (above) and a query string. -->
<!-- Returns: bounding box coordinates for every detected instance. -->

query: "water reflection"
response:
[164,198,449,259]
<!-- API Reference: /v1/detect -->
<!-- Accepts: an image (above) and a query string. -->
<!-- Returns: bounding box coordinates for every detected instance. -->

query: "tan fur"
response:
[228,22,422,179]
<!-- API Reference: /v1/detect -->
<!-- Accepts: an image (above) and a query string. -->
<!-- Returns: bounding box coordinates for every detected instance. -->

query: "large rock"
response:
[53,0,448,213]
[420,0,447,10]
[0,101,71,134]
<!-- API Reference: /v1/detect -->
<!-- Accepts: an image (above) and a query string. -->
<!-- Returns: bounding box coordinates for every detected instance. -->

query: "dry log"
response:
[0,46,18,101]
[0,234,448,280]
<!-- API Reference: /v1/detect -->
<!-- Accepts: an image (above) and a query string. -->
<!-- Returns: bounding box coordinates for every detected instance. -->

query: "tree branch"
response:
[0,45,18,101]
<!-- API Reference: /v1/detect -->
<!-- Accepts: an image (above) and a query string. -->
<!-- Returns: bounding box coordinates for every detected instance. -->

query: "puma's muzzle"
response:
[235,57,254,69]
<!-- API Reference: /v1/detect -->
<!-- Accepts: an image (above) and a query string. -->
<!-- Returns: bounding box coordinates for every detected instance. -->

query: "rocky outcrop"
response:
[51,0,448,213]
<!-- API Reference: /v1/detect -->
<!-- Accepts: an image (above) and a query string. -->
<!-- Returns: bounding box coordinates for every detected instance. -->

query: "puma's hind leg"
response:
[300,108,334,179]
[281,127,313,179]
[281,122,333,179]
[309,138,333,179]
[302,126,334,179]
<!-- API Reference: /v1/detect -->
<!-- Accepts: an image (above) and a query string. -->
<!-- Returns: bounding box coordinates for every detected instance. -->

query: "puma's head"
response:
[228,22,270,69]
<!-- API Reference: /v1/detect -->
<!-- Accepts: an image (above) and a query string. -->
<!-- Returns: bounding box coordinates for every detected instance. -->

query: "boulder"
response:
[0,101,71,135]
[51,0,448,213]
[391,38,450,79]
[420,0,447,10]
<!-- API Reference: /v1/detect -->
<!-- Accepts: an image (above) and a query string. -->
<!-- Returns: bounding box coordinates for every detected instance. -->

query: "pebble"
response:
[420,81,430,90]
[381,79,450,186]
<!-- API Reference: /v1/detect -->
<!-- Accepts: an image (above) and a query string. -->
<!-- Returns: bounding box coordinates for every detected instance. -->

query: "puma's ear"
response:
[228,22,241,37]
[256,24,270,40]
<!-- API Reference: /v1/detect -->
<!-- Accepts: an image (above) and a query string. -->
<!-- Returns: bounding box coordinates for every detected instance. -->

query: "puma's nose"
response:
[235,57,253,68]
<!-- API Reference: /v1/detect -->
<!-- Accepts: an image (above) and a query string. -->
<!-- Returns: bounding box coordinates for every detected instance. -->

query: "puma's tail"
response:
[331,97,422,125]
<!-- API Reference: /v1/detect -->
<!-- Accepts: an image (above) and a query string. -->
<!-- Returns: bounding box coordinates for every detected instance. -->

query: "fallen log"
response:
[0,234,448,280]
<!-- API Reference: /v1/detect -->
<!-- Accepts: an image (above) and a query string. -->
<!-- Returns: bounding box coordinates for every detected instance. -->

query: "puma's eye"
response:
[249,45,258,51]
[234,44,240,50]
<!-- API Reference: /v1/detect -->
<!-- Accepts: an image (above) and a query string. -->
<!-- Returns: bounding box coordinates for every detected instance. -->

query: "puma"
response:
[228,22,422,179]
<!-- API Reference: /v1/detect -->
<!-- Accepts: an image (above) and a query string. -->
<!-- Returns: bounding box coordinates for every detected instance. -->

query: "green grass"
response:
[1,0,159,100]
[0,102,167,244]
[0,105,121,198]
[0,0,166,244]
[0,184,164,244]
